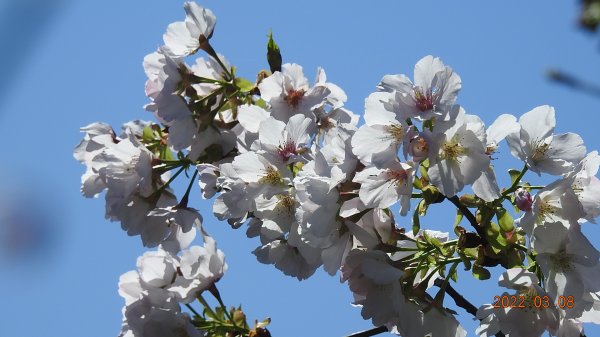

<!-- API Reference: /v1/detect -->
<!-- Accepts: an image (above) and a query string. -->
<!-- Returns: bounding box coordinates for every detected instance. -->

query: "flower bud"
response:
[422,185,443,204]
[459,194,481,208]
[249,328,272,337]
[514,188,533,212]
[407,134,430,162]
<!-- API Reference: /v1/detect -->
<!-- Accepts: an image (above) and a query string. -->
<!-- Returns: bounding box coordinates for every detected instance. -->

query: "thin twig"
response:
[434,278,477,316]
[445,195,488,244]
[434,279,505,337]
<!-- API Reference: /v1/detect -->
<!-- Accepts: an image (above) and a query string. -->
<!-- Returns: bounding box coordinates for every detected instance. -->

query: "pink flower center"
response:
[277,139,298,161]
[284,89,306,107]
[386,169,408,186]
[413,88,435,112]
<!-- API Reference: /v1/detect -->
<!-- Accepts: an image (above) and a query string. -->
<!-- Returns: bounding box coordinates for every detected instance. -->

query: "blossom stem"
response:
[503,164,529,197]
[411,193,423,198]
[443,239,459,247]
[197,293,218,318]
[153,160,186,172]
[201,41,233,80]
[178,169,199,208]
[514,243,538,263]
[432,261,460,306]
[190,74,230,86]
[345,326,387,337]
[521,185,544,190]
[209,284,236,325]
[154,166,186,196]
[185,303,202,318]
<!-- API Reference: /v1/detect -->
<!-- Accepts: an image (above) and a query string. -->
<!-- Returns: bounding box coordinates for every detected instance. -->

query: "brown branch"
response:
[345,326,387,337]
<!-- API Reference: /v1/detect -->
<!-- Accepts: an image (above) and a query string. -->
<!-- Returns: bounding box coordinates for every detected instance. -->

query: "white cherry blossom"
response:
[351,91,408,167]
[472,114,519,202]
[144,49,190,125]
[476,268,560,337]
[353,161,415,216]
[534,222,600,323]
[294,174,340,249]
[163,2,216,57]
[517,179,584,236]
[378,55,461,121]
[427,106,490,197]
[258,63,331,122]
[74,122,117,197]
[169,235,227,303]
[567,151,600,223]
[506,105,586,176]
[341,249,405,327]
[257,115,314,165]
[254,238,321,280]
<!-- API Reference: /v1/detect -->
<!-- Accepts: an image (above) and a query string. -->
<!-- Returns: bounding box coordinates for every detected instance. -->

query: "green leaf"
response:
[235,77,254,92]
[527,260,538,272]
[292,162,304,175]
[496,207,515,232]
[412,208,421,236]
[203,307,218,321]
[472,264,491,280]
[453,210,463,235]
[463,247,479,259]
[215,306,226,320]
[422,185,440,204]
[486,222,509,254]
[423,119,434,131]
[458,251,472,271]
[508,169,521,185]
[417,199,428,216]
[255,98,267,109]
[500,249,525,269]
[428,236,443,250]
[142,125,156,142]
[267,31,282,73]
[440,244,455,257]
[413,177,423,190]
[160,147,175,161]
[232,309,246,327]
[450,268,458,282]
[419,163,429,181]
[478,207,494,227]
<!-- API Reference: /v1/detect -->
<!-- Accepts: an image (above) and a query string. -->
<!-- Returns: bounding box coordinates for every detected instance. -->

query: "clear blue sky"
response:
[1,1,600,336]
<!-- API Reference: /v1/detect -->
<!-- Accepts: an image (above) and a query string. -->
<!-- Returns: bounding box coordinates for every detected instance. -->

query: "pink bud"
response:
[514,188,533,212]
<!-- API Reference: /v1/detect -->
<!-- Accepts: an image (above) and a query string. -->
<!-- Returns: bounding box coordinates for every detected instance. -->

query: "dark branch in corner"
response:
[344,276,588,337]
[434,279,505,337]
[548,68,600,98]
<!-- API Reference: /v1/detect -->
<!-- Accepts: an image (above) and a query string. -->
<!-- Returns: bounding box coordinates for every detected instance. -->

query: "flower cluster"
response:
[118,234,226,337]
[75,2,600,337]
